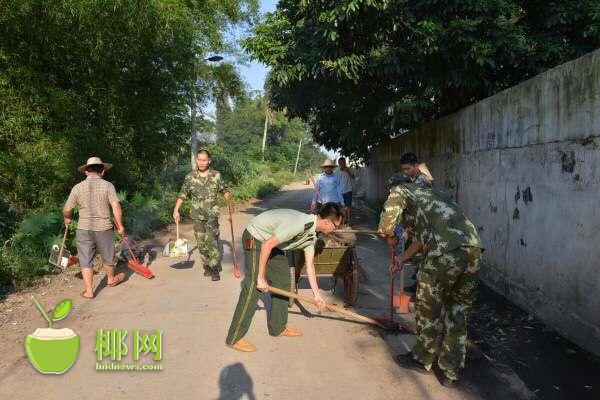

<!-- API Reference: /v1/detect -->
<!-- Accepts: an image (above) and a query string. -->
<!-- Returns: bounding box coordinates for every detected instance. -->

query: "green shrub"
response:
[0,208,74,290]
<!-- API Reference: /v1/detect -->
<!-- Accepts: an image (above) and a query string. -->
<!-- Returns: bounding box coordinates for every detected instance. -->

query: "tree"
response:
[0,0,258,214]
[216,94,323,172]
[244,0,600,159]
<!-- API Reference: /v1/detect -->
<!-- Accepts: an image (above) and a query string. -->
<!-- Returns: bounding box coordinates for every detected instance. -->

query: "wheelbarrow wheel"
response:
[344,268,358,305]
[344,257,359,305]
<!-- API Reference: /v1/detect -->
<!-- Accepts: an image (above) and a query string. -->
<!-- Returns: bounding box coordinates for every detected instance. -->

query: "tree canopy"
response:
[244,0,600,159]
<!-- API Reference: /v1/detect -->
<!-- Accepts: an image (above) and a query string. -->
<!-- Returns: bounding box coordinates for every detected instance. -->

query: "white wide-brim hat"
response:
[78,156,113,173]
[321,159,337,168]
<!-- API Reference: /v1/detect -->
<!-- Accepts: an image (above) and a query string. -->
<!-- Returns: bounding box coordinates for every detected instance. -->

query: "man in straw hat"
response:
[309,159,345,214]
[63,157,126,299]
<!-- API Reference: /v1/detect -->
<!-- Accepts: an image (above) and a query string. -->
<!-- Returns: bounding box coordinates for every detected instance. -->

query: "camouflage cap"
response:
[387,171,412,188]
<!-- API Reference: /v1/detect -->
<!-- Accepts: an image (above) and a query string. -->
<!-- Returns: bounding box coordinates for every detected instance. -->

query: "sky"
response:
[211,0,338,159]
[236,0,278,92]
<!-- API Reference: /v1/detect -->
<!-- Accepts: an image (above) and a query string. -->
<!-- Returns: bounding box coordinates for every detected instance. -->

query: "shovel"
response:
[166,220,188,258]
[48,226,70,270]
[373,247,414,333]
[121,236,154,279]
[393,260,411,314]
[226,198,241,278]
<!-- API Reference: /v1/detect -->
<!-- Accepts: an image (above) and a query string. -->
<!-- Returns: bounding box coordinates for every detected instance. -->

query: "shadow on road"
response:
[217,363,256,400]
[169,261,195,269]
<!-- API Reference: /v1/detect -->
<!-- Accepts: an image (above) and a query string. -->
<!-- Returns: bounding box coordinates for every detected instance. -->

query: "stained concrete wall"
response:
[366,50,600,355]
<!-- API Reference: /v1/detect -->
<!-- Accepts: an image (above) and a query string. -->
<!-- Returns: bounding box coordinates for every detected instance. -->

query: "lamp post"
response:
[191,55,223,168]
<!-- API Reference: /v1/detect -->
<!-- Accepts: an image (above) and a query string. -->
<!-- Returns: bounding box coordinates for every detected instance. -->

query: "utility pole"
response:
[261,110,268,161]
[293,138,303,175]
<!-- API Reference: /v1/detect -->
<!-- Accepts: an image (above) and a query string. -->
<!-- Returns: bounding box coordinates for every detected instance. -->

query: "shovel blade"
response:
[393,294,411,314]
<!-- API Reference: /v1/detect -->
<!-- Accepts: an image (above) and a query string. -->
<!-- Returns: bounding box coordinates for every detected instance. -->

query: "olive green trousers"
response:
[226,230,291,345]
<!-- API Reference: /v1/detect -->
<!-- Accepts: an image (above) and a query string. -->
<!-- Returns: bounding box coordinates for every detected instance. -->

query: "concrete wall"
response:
[366,50,600,355]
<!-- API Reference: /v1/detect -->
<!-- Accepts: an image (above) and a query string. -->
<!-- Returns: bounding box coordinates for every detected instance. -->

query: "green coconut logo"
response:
[24,297,79,374]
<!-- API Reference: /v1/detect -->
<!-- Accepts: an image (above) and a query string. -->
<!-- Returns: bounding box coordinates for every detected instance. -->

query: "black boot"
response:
[394,353,431,374]
[440,376,458,388]
[203,267,212,277]
[211,268,220,281]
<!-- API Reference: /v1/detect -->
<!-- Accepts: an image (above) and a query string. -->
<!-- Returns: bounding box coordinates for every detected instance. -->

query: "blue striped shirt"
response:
[311,173,345,206]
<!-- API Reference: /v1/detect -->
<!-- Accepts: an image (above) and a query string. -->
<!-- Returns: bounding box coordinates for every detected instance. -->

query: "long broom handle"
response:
[121,236,139,264]
[390,247,395,321]
[268,286,385,328]
[307,173,321,204]
[227,198,241,276]
[57,225,68,268]
[176,219,179,241]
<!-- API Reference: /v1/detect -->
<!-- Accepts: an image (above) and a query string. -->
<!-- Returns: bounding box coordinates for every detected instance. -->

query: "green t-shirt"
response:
[246,209,317,256]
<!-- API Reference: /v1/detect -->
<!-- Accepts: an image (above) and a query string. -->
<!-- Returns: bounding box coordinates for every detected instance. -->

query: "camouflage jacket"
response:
[387,171,432,189]
[378,183,482,257]
[177,169,228,220]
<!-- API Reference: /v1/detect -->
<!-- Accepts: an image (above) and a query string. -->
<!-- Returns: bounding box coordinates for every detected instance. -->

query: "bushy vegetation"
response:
[0,93,324,292]
[0,1,326,293]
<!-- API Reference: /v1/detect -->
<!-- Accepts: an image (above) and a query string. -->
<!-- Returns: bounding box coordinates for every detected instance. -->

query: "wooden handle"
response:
[335,229,380,235]
[57,226,69,268]
[121,237,139,263]
[226,198,241,278]
[268,286,384,328]
[389,247,395,321]
[307,173,321,203]
[176,220,179,241]
[399,263,405,297]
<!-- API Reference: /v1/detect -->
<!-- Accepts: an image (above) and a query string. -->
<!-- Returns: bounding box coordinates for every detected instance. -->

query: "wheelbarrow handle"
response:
[226,198,241,279]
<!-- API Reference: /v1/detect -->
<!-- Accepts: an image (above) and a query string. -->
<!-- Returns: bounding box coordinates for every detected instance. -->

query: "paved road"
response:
[0,182,528,400]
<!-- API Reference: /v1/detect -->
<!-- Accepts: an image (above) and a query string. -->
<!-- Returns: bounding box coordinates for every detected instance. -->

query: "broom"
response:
[268,286,391,329]
[121,236,154,279]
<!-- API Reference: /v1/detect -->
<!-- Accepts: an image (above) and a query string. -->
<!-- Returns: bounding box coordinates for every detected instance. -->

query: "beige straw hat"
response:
[78,156,113,173]
[321,159,337,168]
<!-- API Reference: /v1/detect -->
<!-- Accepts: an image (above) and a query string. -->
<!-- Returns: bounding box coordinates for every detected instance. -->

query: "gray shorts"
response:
[76,229,115,268]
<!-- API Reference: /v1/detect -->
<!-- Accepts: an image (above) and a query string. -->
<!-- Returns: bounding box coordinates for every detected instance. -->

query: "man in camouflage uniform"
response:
[173,149,231,281]
[387,152,433,189]
[378,172,482,387]
[387,152,433,293]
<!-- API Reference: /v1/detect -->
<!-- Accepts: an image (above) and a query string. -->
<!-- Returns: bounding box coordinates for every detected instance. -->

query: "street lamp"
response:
[190,55,223,168]
[205,55,223,62]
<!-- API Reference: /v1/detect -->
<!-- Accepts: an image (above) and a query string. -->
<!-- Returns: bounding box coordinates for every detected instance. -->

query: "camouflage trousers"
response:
[193,218,221,272]
[411,246,482,380]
